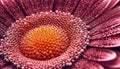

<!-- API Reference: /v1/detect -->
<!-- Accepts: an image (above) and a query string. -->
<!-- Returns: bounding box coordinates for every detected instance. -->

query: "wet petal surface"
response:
[89,6,120,29]
[15,0,54,15]
[104,0,119,12]
[0,0,25,20]
[71,59,104,69]
[0,2,14,27]
[82,48,117,61]
[100,52,120,68]
[74,0,111,23]
[90,17,120,39]
[89,34,120,47]
[54,0,80,13]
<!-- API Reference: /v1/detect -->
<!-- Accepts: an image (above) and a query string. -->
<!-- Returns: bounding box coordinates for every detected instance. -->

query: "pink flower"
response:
[0,0,120,69]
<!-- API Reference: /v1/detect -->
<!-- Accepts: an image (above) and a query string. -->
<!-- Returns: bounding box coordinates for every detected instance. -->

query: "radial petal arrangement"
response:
[0,0,120,69]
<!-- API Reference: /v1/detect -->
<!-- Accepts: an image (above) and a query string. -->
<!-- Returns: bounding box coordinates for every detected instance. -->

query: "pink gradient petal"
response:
[29,0,54,13]
[82,0,111,23]
[0,23,7,36]
[100,52,120,68]
[82,48,116,61]
[89,34,120,47]
[0,2,14,27]
[74,0,111,23]
[104,0,119,12]
[90,17,120,39]
[71,59,104,69]
[15,0,35,15]
[15,0,54,15]
[55,0,80,13]
[74,0,96,18]
[0,0,25,20]
[30,0,54,13]
[89,6,120,29]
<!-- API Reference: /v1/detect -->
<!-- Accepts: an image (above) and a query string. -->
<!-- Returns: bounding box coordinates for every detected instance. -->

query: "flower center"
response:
[19,25,69,60]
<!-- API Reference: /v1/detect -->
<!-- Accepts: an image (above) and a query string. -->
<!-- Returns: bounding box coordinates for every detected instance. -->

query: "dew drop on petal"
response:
[82,48,117,61]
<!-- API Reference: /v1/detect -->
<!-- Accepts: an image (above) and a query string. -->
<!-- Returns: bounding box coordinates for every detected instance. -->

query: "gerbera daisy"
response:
[0,0,120,69]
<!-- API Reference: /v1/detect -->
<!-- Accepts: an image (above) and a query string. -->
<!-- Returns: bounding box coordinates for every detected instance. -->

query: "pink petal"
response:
[0,23,7,36]
[29,0,54,13]
[82,48,116,61]
[89,34,120,48]
[75,0,111,23]
[74,0,96,18]
[0,2,14,27]
[88,6,120,29]
[14,0,35,15]
[0,0,25,20]
[71,59,104,69]
[90,17,120,39]
[100,52,120,68]
[55,0,80,13]
[15,0,54,15]
[2,65,13,69]
[104,0,119,12]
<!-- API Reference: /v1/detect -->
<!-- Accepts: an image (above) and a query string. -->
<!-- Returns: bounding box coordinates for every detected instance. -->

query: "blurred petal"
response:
[0,0,25,20]
[90,17,120,39]
[82,48,116,61]
[100,52,120,68]
[74,0,111,23]
[0,58,4,68]
[104,0,119,12]
[89,34,120,47]
[29,0,54,13]
[15,0,32,15]
[52,0,79,13]
[2,65,14,69]
[0,2,14,27]
[0,23,7,36]
[74,0,95,17]
[71,59,104,69]
[89,6,120,29]
[15,0,54,15]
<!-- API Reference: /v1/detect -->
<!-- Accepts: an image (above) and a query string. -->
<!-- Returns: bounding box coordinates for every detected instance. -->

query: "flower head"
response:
[0,0,120,69]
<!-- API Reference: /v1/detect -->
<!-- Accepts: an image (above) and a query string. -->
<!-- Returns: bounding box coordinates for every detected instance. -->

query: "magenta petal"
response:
[90,17,120,39]
[90,26,120,39]
[2,65,13,69]
[82,48,116,61]
[73,0,96,17]
[104,0,119,12]
[15,0,35,15]
[100,52,120,68]
[81,0,111,23]
[82,0,111,23]
[72,59,104,69]
[55,0,80,13]
[0,0,25,20]
[89,34,120,47]
[29,0,54,13]
[16,0,54,15]
[0,23,7,36]
[0,3,14,27]
[89,6,120,29]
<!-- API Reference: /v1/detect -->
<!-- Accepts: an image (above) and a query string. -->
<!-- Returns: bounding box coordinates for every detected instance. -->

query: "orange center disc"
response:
[19,25,69,60]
